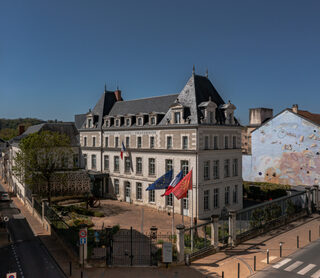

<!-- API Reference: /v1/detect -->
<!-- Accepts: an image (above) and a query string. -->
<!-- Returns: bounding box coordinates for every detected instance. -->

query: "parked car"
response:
[0,192,10,202]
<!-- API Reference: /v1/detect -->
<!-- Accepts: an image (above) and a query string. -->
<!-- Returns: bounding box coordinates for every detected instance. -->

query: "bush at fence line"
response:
[265,203,282,222]
[286,200,296,216]
[250,208,264,228]
[218,226,229,244]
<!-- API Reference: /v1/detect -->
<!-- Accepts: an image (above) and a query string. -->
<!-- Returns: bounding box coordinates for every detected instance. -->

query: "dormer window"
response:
[209,112,214,124]
[126,118,130,126]
[137,118,142,126]
[105,120,109,127]
[151,117,156,125]
[116,119,120,127]
[174,112,181,124]
[88,119,92,128]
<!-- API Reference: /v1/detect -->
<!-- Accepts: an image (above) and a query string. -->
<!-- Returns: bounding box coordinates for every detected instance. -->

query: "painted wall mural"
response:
[243,110,320,186]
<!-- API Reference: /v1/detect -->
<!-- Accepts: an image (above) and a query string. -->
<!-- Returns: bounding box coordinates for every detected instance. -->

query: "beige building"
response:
[76,71,243,219]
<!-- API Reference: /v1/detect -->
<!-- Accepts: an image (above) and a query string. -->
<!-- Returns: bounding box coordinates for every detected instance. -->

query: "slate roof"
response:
[108,94,178,116]
[10,123,79,147]
[74,114,86,130]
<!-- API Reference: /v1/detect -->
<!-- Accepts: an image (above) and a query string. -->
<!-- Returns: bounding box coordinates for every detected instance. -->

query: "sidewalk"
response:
[191,214,320,278]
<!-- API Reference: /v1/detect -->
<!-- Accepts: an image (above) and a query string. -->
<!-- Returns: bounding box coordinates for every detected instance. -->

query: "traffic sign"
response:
[80,238,86,245]
[7,272,17,278]
[79,229,87,238]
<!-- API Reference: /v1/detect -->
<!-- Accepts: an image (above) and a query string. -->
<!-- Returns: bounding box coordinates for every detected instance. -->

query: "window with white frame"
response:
[104,155,109,170]
[209,111,214,124]
[137,136,142,148]
[114,156,119,172]
[204,161,210,180]
[150,136,154,148]
[126,136,130,148]
[136,182,142,200]
[91,154,96,169]
[174,112,181,124]
[166,193,173,206]
[213,188,219,208]
[181,160,189,177]
[92,137,96,147]
[114,179,119,195]
[182,136,188,149]
[136,157,142,174]
[84,137,87,147]
[116,119,120,127]
[149,189,155,203]
[149,158,156,175]
[137,118,142,126]
[88,119,92,128]
[125,157,131,173]
[167,136,172,149]
[233,185,238,204]
[232,159,238,176]
[204,190,210,210]
[213,160,219,179]
[224,136,229,149]
[105,137,108,148]
[225,186,230,205]
[151,117,156,125]
[165,159,173,173]
[126,118,130,126]
[224,159,230,178]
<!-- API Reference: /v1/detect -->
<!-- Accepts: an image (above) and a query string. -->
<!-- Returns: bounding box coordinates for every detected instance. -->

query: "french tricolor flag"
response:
[120,142,126,160]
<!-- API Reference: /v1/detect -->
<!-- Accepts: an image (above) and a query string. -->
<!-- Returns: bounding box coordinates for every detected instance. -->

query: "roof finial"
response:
[104,83,107,93]
[205,68,208,78]
[192,65,195,75]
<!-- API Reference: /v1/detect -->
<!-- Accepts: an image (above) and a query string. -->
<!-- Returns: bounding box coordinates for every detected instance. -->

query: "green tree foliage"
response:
[13,131,72,205]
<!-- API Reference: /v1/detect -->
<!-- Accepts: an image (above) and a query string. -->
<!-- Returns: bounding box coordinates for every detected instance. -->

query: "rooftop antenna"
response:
[205,68,208,78]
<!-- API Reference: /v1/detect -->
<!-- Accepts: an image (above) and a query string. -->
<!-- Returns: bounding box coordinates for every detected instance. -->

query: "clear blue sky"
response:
[1,0,320,124]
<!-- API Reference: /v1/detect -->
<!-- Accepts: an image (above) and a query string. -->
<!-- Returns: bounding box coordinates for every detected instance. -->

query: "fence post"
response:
[176,224,185,263]
[254,255,256,271]
[297,236,299,248]
[228,210,237,247]
[267,249,269,264]
[211,215,219,249]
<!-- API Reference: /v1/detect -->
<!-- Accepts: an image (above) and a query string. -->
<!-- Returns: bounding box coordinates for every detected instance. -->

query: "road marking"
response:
[261,256,277,263]
[273,258,292,269]
[284,261,303,272]
[311,269,320,278]
[297,264,316,275]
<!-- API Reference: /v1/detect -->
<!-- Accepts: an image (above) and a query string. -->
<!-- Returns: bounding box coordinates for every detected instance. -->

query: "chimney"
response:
[114,89,122,101]
[292,104,298,114]
[18,125,25,135]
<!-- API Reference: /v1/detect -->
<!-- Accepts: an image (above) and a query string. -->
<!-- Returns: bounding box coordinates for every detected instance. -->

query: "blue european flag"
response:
[146,170,173,191]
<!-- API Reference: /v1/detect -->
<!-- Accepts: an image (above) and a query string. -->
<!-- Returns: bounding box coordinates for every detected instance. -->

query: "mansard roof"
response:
[108,94,178,116]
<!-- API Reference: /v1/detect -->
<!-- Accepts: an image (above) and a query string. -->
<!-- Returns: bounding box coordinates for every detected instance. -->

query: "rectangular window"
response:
[214,188,219,208]
[233,185,238,204]
[150,136,154,149]
[136,157,142,174]
[225,136,229,149]
[165,159,173,173]
[151,117,156,125]
[182,136,188,149]
[213,160,220,179]
[232,159,238,176]
[84,137,87,147]
[115,137,119,148]
[137,136,142,148]
[116,119,120,126]
[105,137,108,148]
[126,118,130,126]
[204,161,210,180]
[104,155,109,170]
[83,154,87,168]
[92,137,96,147]
[224,159,230,178]
[166,193,173,206]
[125,157,131,173]
[233,136,237,149]
[149,189,155,203]
[167,136,172,149]
[225,186,230,205]
[114,156,119,172]
[91,154,96,169]
[209,111,214,124]
[204,136,209,150]
[114,179,119,195]
[181,160,189,177]
[138,118,142,126]
[136,183,142,200]
[73,154,79,167]
[204,190,209,210]
[213,136,218,150]
[174,112,181,124]
[149,158,156,175]
[126,136,130,148]
[88,119,92,128]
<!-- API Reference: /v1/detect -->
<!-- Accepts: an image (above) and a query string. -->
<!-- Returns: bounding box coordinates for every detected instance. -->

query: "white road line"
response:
[297,264,316,275]
[273,258,292,269]
[284,261,303,272]
[311,269,320,278]
[261,256,277,264]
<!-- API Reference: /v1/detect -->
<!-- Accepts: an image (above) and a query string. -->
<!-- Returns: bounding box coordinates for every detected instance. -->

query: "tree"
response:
[13,131,72,205]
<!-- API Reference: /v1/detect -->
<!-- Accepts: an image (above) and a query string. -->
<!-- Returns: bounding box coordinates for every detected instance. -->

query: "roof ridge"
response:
[119,93,178,103]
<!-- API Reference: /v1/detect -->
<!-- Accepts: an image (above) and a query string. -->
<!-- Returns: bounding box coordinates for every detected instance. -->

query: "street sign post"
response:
[7,273,17,278]
[79,228,88,267]
[79,229,87,245]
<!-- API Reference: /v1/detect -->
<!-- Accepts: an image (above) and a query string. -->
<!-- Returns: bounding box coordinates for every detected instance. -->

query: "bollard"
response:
[267,249,269,264]
[280,243,282,258]
[297,236,299,248]
[254,255,256,271]
[222,271,224,278]
[238,262,240,278]
[69,261,72,276]
[309,230,311,242]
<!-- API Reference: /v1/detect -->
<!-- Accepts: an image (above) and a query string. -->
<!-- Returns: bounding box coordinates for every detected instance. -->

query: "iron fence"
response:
[33,198,42,216]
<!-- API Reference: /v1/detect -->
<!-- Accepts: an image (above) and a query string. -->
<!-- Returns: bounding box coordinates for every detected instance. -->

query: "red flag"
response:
[171,169,192,200]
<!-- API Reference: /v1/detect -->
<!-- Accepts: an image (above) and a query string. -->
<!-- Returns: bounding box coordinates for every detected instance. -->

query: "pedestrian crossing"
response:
[272,258,320,277]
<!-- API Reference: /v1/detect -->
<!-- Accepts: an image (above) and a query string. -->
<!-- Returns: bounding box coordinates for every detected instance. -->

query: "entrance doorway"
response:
[125,182,131,203]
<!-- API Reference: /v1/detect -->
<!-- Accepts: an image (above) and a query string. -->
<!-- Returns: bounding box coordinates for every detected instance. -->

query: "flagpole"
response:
[191,182,194,252]
[171,197,174,240]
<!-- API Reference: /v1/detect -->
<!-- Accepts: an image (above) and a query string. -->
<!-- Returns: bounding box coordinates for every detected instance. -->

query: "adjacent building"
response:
[77,71,243,219]
[243,105,320,186]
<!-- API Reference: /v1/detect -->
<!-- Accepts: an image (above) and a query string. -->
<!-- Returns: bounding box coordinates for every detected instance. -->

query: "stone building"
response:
[76,71,243,219]
[243,104,320,186]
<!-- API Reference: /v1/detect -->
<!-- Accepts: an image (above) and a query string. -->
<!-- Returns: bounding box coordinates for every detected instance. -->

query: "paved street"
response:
[253,239,320,278]
[0,183,66,278]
